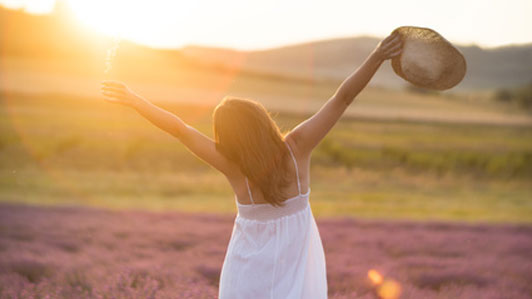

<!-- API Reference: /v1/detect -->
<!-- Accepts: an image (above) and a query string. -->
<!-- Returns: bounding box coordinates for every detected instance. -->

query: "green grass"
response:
[1,93,531,223]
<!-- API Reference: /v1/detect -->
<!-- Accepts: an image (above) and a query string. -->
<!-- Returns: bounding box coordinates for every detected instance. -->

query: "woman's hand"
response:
[372,31,403,62]
[100,80,143,107]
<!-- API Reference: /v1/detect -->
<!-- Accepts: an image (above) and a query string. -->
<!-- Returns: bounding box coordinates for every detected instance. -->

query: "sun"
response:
[67,0,133,37]
[66,0,192,48]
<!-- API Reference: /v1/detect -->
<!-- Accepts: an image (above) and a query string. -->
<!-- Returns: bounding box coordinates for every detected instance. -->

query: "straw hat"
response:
[391,26,467,90]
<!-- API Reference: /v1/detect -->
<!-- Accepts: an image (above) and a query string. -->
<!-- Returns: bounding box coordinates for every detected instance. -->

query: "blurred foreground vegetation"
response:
[1,93,531,223]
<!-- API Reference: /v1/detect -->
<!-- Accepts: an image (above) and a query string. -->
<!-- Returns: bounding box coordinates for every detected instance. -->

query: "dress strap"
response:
[285,141,302,195]
[244,177,255,205]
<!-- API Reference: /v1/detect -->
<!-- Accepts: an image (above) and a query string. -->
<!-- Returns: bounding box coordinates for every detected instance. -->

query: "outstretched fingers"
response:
[101,85,125,94]
[101,83,126,102]
[100,80,127,98]
[101,80,125,88]
[100,80,137,107]
[101,90,122,97]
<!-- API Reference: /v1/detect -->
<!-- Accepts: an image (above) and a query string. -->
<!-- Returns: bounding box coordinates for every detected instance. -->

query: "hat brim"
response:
[391,26,467,90]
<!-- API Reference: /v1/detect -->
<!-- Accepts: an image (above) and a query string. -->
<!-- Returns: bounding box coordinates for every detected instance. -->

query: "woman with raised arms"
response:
[101,32,402,299]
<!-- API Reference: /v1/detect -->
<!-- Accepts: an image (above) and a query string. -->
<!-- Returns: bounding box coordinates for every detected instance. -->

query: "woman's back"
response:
[230,137,310,206]
[218,141,327,299]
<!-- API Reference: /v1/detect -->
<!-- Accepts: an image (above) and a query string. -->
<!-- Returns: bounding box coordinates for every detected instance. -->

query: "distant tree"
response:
[515,83,532,109]
[493,82,532,111]
[494,89,512,102]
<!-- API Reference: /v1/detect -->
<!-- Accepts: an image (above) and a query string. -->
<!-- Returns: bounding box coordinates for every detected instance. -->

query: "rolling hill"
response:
[182,38,532,90]
[1,5,532,91]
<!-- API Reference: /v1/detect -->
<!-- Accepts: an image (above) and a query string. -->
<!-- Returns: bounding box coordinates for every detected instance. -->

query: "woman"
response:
[101,32,402,298]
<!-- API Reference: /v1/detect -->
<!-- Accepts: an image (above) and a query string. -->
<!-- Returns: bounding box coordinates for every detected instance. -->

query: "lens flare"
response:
[378,279,401,299]
[368,269,402,299]
[368,269,383,285]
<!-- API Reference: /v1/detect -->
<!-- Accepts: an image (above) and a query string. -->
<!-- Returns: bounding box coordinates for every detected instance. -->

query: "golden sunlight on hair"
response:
[213,97,290,206]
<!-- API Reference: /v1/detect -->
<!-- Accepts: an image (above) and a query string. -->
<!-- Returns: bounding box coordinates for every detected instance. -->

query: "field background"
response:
[1,88,531,223]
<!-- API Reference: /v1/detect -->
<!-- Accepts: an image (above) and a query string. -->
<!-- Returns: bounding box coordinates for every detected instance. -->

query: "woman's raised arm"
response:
[286,32,402,156]
[100,81,233,175]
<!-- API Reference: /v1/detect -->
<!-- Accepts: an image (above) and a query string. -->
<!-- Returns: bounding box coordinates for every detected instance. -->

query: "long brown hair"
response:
[213,97,290,206]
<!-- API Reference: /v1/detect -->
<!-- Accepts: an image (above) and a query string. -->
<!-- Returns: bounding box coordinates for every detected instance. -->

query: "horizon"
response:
[1,0,532,51]
[176,34,532,53]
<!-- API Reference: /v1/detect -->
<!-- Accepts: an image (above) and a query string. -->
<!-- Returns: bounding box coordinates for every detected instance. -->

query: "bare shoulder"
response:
[284,133,311,162]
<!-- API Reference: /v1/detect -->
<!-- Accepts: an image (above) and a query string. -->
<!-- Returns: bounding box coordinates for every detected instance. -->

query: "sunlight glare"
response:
[1,0,55,14]
[2,0,532,49]
[68,0,125,37]
[66,0,191,47]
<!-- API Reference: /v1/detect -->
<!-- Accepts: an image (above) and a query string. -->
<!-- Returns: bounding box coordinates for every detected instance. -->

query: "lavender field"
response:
[0,202,531,299]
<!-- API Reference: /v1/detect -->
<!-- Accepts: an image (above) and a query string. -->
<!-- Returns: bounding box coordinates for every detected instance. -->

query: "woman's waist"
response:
[236,195,310,222]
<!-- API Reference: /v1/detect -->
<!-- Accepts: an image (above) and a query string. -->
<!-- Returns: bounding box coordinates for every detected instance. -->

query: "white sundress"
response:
[218,142,328,299]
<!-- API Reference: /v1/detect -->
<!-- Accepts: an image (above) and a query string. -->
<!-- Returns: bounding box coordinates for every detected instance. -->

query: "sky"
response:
[2,0,532,50]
